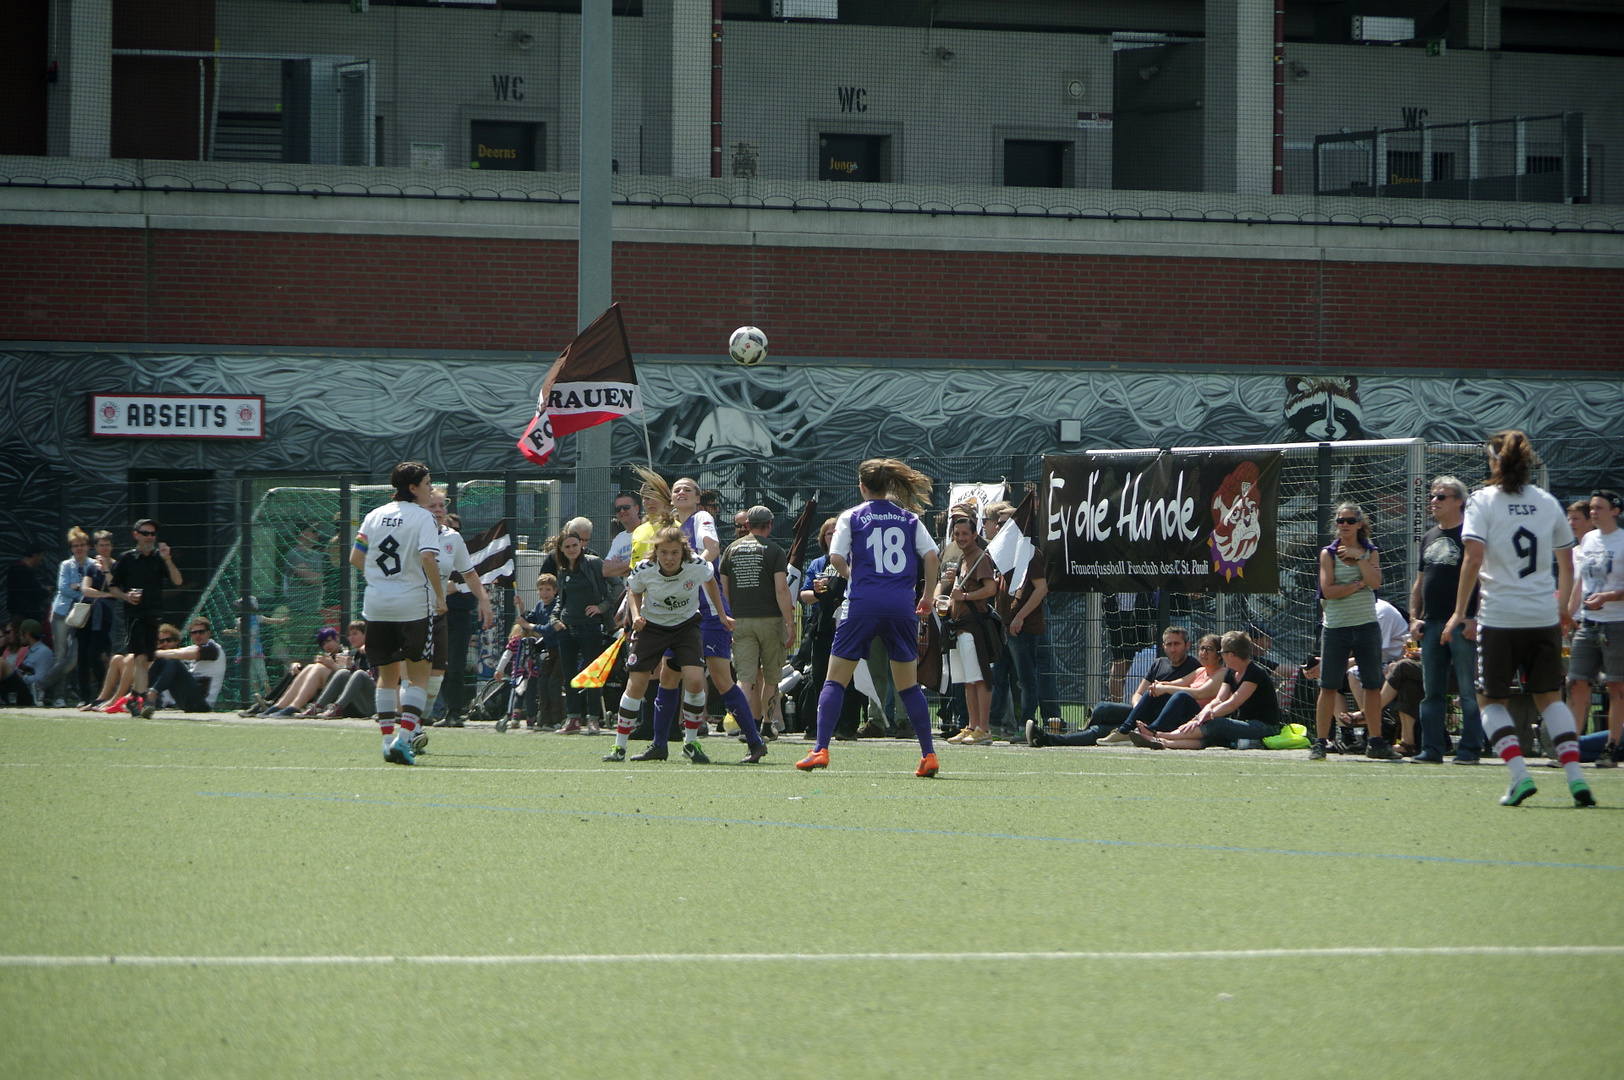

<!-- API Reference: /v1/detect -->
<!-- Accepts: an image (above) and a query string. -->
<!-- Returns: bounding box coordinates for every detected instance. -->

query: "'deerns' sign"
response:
[1043,450,1281,593]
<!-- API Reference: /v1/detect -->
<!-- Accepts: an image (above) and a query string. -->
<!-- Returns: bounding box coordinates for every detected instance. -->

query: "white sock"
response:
[683,690,706,741]
[1540,700,1585,784]
[1482,703,1530,785]
[424,675,444,715]
[617,691,642,749]
[399,685,427,734]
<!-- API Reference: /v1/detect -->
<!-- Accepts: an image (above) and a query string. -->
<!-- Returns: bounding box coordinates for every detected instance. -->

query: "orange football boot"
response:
[795,747,830,771]
[915,752,940,778]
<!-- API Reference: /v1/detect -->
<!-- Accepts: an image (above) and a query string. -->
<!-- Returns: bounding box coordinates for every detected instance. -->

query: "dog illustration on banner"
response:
[1209,461,1264,580]
[1283,376,1369,441]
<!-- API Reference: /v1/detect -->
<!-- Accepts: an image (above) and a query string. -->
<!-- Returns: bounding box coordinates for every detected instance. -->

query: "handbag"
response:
[65,600,93,629]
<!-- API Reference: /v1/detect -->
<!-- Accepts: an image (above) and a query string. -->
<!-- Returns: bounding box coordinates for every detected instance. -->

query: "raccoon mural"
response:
[1282,377,1371,441]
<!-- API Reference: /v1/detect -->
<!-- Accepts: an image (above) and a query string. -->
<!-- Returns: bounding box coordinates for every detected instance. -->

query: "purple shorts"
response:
[831,614,919,664]
[669,623,733,662]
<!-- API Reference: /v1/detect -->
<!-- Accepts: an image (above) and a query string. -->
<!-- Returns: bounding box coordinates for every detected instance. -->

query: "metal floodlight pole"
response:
[577,0,614,548]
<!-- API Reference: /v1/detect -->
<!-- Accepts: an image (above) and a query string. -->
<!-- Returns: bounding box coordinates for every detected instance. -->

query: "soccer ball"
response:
[728,325,768,366]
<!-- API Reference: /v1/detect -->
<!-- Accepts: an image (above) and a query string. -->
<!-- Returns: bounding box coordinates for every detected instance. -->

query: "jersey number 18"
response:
[866,526,908,574]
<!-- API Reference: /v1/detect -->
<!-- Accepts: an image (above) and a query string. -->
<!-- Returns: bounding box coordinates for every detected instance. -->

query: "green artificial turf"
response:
[1,711,1619,1079]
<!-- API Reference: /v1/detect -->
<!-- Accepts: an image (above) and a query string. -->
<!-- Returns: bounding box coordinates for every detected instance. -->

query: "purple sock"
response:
[652,683,680,748]
[815,679,844,751]
[900,684,934,755]
[721,684,763,747]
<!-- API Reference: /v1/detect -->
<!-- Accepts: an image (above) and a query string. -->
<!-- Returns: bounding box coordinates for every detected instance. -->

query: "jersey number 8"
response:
[375,535,403,577]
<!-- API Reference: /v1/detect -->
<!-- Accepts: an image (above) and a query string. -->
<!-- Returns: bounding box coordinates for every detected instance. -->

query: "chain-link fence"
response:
[5,2,1622,229]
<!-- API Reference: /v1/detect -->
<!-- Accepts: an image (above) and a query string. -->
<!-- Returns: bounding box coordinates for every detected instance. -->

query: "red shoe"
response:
[916,753,939,778]
[795,747,830,771]
[102,695,130,714]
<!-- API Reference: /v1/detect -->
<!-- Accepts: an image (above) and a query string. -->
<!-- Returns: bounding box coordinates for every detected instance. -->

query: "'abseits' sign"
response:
[88,394,265,439]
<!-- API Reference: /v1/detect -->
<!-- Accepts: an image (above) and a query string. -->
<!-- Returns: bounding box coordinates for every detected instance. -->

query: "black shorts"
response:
[1476,624,1565,698]
[626,615,703,673]
[367,618,431,668]
[430,613,449,671]
[125,618,160,659]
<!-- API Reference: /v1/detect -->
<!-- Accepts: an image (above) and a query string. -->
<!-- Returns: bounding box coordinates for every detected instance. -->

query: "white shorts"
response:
[948,631,985,685]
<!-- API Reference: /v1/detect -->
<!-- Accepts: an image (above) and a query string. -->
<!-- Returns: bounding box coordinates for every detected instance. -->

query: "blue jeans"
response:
[1420,618,1483,759]
[1201,716,1282,747]
[556,623,605,718]
[1121,689,1204,733]
[992,630,1043,726]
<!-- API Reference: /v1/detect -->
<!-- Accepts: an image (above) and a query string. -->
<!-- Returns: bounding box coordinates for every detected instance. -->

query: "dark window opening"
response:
[819,132,890,182]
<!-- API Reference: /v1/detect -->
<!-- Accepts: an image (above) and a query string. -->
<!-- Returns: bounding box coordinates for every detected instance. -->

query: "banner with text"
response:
[1043,450,1281,593]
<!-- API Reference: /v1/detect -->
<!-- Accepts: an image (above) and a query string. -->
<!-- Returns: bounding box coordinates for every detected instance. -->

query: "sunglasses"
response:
[1198,645,1217,653]
[136,530,157,537]
[613,504,636,512]
[1428,493,1455,501]
[158,637,179,645]
[1335,517,1360,525]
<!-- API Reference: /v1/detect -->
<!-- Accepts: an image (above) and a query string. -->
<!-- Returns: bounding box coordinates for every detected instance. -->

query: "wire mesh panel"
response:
[185,476,555,706]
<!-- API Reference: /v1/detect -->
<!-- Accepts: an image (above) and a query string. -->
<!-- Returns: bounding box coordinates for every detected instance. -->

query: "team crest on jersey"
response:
[684,580,696,590]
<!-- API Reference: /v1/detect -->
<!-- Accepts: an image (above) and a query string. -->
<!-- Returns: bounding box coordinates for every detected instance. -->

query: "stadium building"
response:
[1,0,1621,694]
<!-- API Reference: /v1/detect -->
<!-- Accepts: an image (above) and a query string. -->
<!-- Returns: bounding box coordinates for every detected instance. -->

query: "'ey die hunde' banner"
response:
[1043,450,1282,593]
[517,304,641,466]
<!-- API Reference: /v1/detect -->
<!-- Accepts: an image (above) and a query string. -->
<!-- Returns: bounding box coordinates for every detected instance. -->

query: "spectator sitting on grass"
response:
[0,619,53,707]
[1139,630,1283,749]
[255,627,348,717]
[1065,626,1199,745]
[140,617,227,716]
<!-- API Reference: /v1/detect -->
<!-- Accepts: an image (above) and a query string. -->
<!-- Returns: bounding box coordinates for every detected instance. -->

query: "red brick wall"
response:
[4,225,1621,370]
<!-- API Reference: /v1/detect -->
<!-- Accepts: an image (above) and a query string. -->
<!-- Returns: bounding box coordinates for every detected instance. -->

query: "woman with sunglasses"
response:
[140,619,226,716]
[1310,502,1396,760]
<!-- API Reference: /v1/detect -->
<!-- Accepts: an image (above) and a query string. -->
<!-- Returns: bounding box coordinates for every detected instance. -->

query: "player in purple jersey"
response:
[798,459,942,777]
[637,475,764,762]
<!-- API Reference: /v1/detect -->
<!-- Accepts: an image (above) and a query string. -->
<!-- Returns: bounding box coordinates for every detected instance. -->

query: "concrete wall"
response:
[205,1,1620,202]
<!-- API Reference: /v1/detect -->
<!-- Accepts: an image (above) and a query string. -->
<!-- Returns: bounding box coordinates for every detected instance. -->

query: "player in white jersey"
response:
[635,475,764,764]
[406,489,495,754]
[605,527,741,762]
[350,462,445,765]
[1567,488,1624,765]
[1444,430,1592,807]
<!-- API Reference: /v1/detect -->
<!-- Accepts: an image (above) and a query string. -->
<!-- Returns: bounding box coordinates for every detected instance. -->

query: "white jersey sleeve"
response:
[1463,484,1574,629]
[437,526,475,578]
[911,519,935,557]
[829,509,854,561]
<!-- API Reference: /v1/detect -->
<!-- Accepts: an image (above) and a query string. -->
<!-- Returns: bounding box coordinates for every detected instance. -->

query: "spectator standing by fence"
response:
[73,530,119,708]
[108,520,184,717]
[1408,476,1484,764]
[1567,489,1624,766]
[1311,502,1397,761]
[47,528,96,705]
[8,547,50,633]
[720,505,795,732]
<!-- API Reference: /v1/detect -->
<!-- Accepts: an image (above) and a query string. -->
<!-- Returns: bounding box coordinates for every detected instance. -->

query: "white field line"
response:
[2,946,1622,968]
